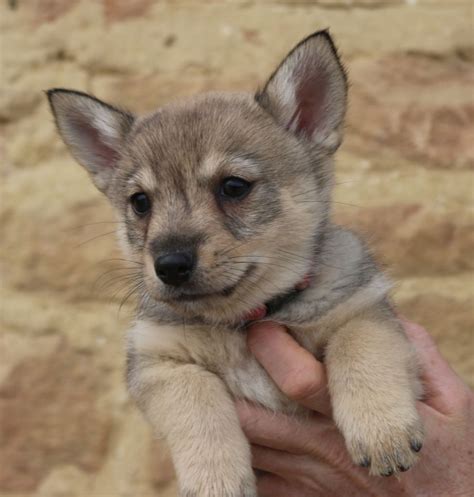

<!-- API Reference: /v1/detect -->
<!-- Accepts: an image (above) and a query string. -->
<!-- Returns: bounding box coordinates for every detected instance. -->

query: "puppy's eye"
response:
[130,192,151,215]
[219,177,252,200]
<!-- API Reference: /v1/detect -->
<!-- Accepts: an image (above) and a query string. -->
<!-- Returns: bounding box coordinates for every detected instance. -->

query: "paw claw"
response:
[346,416,424,477]
[410,440,423,452]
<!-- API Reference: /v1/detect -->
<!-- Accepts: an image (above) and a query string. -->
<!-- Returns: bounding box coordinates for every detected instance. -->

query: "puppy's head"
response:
[47,31,347,323]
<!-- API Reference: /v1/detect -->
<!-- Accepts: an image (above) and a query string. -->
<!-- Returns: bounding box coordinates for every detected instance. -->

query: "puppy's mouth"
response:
[165,264,256,303]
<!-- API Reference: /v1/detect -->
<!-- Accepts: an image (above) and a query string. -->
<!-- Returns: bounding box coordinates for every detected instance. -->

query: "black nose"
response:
[154,252,195,286]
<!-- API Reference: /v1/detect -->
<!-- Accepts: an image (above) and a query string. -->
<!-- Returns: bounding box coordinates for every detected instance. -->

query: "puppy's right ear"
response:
[47,89,134,193]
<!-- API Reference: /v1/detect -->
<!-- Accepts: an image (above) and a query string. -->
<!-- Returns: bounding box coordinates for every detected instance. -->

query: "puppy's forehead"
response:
[127,93,273,174]
[199,151,261,179]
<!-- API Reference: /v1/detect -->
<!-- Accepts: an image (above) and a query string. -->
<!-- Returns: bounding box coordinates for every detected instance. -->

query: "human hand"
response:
[237,320,474,497]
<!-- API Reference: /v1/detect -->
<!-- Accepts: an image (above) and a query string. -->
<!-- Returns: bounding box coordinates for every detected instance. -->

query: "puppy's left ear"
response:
[256,30,347,152]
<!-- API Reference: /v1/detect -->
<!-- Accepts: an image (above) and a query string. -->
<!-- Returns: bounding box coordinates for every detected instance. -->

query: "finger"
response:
[257,472,297,497]
[237,401,310,453]
[251,444,307,475]
[247,322,332,416]
[239,404,383,495]
[400,319,471,415]
[255,458,335,497]
[236,400,339,455]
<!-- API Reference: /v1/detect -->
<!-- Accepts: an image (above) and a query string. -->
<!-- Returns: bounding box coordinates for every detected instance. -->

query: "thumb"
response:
[401,319,470,416]
[247,321,331,416]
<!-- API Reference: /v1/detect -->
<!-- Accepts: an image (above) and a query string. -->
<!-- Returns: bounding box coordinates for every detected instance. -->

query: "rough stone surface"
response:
[1,1,472,495]
[347,54,474,169]
[0,339,111,492]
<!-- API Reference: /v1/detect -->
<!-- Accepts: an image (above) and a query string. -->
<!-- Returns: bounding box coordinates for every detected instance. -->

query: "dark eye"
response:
[219,177,252,200]
[130,192,151,215]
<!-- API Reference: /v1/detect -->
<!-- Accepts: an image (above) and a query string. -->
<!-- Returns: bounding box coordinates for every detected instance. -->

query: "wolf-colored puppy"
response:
[48,31,424,497]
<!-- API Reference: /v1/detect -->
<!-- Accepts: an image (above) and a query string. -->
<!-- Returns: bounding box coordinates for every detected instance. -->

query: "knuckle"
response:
[404,322,433,343]
[280,362,323,402]
[450,384,474,414]
[236,403,258,431]
[402,320,425,334]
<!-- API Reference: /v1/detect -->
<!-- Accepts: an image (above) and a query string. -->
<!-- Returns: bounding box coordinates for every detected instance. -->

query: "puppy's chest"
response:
[162,320,321,411]
[132,319,312,411]
[190,327,291,410]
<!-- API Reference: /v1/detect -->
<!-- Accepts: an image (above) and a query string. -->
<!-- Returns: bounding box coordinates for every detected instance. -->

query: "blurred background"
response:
[1,1,473,496]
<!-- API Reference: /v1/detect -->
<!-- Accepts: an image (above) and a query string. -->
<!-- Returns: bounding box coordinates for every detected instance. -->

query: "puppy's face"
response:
[111,95,322,321]
[48,31,347,322]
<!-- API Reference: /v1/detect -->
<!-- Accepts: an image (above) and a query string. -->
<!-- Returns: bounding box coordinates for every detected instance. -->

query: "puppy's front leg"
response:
[325,309,424,476]
[127,352,256,497]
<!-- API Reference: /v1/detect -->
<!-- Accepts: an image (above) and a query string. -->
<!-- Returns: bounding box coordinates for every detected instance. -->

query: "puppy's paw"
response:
[344,409,424,477]
[181,473,257,497]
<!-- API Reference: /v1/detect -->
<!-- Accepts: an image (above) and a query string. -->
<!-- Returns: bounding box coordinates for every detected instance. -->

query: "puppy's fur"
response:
[48,31,424,496]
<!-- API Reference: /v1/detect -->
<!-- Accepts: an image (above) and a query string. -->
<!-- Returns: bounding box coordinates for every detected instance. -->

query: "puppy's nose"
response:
[154,252,195,286]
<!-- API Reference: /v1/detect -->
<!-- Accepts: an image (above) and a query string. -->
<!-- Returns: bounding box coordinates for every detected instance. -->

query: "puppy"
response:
[47,30,424,497]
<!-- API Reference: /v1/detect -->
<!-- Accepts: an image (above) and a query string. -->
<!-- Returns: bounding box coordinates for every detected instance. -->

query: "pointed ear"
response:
[47,89,134,192]
[256,30,347,152]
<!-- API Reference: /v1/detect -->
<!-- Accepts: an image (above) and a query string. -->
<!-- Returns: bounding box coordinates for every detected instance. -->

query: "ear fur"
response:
[256,30,347,152]
[47,89,134,192]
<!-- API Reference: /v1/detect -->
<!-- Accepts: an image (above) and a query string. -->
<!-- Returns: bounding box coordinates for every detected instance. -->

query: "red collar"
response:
[241,273,312,323]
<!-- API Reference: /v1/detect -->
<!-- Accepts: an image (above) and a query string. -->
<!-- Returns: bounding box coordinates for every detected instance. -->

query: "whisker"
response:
[291,187,321,198]
[238,270,281,296]
[64,221,121,232]
[98,258,144,266]
[96,272,142,289]
[220,268,277,296]
[275,248,352,271]
[295,200,361,208]
[228,254,307,263]
[118,281,145,314]
[96,283,137,299]
[221,262,294,295]
[219,240,250,258]
[75,230,117,248]
[292,177,375,199]
[276,248,313,263]
[94,266,142,283]
[225,258,304,278]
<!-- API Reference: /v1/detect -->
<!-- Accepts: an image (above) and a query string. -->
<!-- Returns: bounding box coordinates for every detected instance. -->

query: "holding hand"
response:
[237,321,473,497]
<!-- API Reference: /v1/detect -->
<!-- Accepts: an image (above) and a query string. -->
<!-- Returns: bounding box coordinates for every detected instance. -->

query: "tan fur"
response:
[48,31,424,496]
[127,300,422,496]
[325,310,423,475]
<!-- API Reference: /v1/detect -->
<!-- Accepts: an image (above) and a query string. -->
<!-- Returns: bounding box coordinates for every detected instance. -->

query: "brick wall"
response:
[1,1,472,495]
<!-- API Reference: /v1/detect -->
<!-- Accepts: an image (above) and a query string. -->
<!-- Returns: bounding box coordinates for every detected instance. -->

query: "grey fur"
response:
[47,30,423,497]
